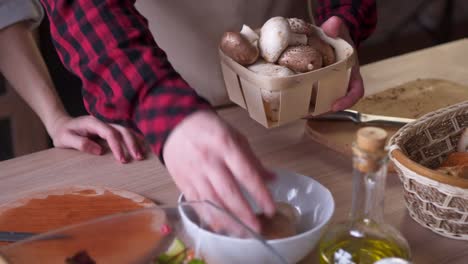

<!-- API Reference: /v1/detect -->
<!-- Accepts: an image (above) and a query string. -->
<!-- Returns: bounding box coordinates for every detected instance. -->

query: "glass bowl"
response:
[0,202,286,264]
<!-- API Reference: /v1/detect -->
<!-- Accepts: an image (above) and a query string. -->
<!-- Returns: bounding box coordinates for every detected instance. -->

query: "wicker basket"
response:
[389,101,468,240]
[219,25,355,128]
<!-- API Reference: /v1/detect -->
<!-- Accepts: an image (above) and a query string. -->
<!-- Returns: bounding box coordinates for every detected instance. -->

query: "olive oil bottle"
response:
[318,127,411,264]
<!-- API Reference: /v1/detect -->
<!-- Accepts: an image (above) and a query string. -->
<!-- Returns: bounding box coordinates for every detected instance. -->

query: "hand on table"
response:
[163,110,275,236]
[321,16,365,112]
[48,115,145,163]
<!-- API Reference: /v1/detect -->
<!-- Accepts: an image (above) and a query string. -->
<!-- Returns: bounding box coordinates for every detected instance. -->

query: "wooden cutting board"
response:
[306,79,468,156]
[0,186,156,246]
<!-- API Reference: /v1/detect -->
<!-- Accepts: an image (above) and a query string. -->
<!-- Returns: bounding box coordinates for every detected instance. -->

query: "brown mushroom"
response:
[287,18,314,36]
[308,35,336,66]
[278,45,323,73]
[220,32,259,66]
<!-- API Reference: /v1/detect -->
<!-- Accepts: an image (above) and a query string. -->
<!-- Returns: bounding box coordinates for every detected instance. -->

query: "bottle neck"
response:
[350,146,388,223]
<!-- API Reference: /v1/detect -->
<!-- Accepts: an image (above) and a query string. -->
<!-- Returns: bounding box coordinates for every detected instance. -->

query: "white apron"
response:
[136,0,314,107]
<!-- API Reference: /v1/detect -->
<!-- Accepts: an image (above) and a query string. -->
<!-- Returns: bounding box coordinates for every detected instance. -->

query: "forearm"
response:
[40,0,212,161]
[0,22,67,134]
[315,0,377,46]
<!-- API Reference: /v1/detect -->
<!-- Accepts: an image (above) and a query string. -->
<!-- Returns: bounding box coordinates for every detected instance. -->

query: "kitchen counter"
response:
[1,39,468,263]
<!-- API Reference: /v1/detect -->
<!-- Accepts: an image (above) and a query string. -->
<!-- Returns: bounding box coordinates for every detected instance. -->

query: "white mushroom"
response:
[260,89,280,122]
[248,60,295,77]
[259,17,307,63]
[254,28,261,36]
[240,25,259,45]
[248,61,294,122]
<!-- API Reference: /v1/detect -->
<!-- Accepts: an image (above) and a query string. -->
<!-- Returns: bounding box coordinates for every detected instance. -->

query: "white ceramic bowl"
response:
[178,169,335,264]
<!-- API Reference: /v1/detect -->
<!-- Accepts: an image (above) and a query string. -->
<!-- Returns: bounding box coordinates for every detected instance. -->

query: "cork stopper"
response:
[356,127,388,153]
[353,127,388,173]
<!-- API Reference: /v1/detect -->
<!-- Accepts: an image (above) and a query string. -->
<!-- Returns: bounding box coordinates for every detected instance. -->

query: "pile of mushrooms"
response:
[220,17,336,76]
[220,17,336,123]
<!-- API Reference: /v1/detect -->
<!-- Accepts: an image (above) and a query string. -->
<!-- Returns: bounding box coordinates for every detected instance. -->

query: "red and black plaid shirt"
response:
[39,0,376,162]
[315,0,377,46]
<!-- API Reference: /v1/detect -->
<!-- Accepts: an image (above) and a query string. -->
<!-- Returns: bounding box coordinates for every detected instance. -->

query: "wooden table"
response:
[1,39,468,263]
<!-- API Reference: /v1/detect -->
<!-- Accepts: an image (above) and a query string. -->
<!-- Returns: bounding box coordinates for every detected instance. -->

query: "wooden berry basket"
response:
[389,101,468,240]
[219,26,355,128]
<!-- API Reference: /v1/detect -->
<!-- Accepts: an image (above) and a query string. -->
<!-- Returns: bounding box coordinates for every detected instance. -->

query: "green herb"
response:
[187,259,206,264]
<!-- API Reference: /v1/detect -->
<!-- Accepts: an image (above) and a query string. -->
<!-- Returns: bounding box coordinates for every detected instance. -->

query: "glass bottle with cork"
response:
[318,127,411,264]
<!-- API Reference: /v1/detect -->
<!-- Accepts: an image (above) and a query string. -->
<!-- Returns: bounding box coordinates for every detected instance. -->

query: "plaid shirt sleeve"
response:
[315,0,377,46]
[39,0,212,162]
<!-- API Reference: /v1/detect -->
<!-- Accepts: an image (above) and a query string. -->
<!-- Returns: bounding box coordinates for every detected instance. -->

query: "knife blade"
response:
[309,110,415,126]
[0,231,36,242]
[0,231,69,242]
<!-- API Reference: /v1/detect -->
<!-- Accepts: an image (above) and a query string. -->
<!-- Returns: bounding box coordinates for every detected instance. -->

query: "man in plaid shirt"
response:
[39,0,376,233]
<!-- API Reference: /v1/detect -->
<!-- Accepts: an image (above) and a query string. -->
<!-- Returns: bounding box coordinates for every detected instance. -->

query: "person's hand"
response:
[321,16,365,111]
[48,115,145,163]
[163,110,275,235]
